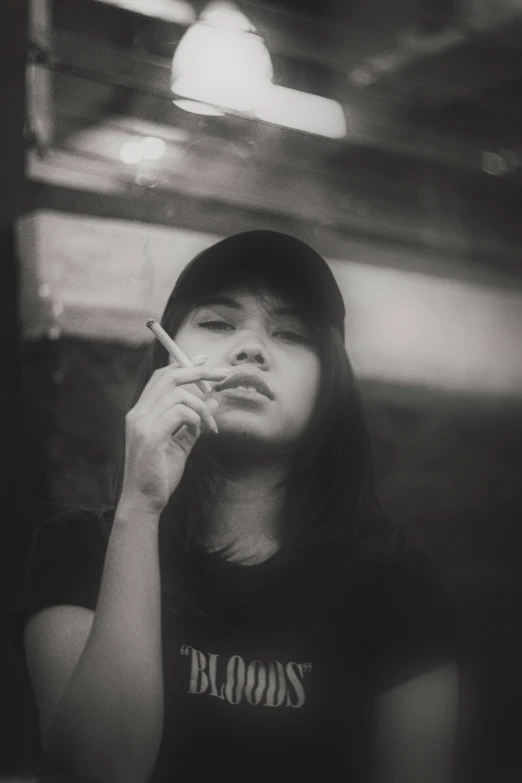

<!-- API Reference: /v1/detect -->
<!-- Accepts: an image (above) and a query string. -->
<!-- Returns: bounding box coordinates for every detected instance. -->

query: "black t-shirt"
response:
[10,509,457,782]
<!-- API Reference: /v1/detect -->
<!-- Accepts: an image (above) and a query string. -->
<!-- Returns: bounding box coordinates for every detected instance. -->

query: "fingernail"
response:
[211,418,219,433]
[192,354,209,365]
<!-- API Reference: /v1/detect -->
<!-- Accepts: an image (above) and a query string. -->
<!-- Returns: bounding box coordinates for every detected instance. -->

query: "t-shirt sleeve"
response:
[356,532,458,694]
[9,508,112,662]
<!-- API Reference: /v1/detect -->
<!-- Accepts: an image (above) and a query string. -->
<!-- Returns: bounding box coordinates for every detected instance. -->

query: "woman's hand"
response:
[119,360,229,515]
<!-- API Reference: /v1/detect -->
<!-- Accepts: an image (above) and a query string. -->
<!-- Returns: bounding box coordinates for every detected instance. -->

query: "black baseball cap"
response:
[161,230,345,337]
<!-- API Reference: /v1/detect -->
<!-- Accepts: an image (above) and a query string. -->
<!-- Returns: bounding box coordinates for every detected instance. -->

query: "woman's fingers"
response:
[168,365,229,386]
[150,387,219,434]
[122,354,225,512]
[167,354,207,367]
[135,364,228,417]
[137,385,219,435]
[153,403,203,449]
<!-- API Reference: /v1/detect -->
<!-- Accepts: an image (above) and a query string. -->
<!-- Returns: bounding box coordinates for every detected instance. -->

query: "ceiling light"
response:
[172,99,224,116]
[255,86,347,139]
[171,1,273,115]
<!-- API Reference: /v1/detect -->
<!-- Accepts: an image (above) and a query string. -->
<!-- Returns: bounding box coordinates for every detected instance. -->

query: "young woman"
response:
[11,231,459,783]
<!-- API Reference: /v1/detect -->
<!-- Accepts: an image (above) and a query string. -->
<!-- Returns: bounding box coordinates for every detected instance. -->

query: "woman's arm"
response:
[24,362,226,783]
[374,662,459,783]
[25,505,164,783]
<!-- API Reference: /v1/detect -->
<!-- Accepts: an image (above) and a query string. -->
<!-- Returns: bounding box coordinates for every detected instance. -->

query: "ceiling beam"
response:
[23,163,522,291]
[350,14,522,107]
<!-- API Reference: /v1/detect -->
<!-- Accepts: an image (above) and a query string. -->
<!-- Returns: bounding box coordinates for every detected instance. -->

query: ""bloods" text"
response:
[180,645,312,708]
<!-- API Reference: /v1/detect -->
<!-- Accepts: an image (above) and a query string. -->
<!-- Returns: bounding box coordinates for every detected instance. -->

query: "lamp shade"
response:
[171,2,273,115]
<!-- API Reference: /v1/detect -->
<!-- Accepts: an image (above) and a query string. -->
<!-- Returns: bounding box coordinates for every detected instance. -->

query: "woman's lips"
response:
[215,372,274,400]
[218,386,269,403]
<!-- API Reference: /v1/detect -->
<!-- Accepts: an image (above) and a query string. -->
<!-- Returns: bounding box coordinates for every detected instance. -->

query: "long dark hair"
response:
[108,262,397,628]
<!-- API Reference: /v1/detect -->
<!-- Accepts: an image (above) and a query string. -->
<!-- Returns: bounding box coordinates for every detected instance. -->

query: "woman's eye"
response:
[276,330,309,344]
[198,320,233,331]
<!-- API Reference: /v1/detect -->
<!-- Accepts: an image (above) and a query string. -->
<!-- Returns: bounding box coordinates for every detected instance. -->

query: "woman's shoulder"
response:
[327,509,443,607]
[346,511,452,626]
[9,506,116,659]
[325,510,455,643]
[303,511,420,608]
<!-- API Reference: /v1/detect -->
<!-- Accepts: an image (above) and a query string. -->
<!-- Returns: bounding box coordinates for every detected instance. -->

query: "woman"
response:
[11,231,459,783]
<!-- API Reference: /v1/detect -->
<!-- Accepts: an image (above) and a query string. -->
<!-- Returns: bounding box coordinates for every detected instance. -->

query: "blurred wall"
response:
[18,210,522,393]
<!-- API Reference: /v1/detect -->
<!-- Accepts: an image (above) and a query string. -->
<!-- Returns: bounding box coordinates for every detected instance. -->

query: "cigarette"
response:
[146,319,212,394]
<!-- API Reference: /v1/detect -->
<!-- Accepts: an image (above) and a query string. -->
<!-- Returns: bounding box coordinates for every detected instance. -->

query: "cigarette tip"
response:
[146,318,156,328]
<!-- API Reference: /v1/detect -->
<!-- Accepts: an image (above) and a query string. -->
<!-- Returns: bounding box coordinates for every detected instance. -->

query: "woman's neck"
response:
[203,456,289,563]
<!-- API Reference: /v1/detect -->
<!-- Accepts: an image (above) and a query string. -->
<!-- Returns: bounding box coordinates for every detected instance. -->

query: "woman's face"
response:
[174,285,321,451]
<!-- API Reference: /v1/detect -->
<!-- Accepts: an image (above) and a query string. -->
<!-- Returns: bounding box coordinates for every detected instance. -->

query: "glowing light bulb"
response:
[120,141,144,164]
[140,136,166,161]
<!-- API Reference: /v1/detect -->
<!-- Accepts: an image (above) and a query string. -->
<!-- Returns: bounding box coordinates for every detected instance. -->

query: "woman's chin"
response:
[207,418,274,452]
[211,425,301,463]
[214,421,268,444]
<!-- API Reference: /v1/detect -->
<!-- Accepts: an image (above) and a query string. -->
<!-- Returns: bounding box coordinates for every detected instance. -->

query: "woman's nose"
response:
[229,336,269,368]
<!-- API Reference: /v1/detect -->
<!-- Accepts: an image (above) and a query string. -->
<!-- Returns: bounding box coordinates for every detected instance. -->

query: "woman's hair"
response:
[107,259,393,628]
